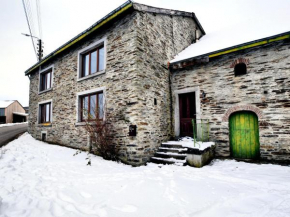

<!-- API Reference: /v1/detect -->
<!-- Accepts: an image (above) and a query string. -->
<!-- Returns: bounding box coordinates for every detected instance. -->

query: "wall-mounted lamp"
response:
[201,90,207,99]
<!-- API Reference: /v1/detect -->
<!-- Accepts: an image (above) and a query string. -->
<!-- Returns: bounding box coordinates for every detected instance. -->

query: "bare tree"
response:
[83,103,120,162]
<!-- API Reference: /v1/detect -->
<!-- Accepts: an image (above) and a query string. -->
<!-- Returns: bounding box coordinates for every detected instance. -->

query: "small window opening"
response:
[234,63,247,76]
[154,98,157,105]
[41,133,47,142]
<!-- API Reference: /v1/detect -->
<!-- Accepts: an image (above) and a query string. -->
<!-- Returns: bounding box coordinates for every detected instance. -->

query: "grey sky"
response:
[0,0,289,107]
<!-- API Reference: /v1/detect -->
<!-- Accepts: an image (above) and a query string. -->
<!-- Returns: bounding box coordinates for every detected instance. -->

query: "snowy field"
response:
[1,134,290,217]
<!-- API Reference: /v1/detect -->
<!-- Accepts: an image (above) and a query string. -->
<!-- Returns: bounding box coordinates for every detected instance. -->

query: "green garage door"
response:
[229,111,260,159]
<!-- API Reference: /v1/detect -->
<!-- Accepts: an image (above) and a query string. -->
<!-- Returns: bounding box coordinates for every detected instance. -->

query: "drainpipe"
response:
[168,62,174,139]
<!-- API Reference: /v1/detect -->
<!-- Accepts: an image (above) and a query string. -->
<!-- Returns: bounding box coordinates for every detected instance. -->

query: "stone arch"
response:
[222,105,263,122]
[230,58,250,68]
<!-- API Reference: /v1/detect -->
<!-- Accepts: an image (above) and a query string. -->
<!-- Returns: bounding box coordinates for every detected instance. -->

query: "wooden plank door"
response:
[179,92,196,137]
[229,111,260,159]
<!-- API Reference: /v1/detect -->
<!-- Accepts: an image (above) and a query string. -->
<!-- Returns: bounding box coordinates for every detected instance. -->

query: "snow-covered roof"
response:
[171,20,290,63]
[13,112,28,116]
[0,100,15,108]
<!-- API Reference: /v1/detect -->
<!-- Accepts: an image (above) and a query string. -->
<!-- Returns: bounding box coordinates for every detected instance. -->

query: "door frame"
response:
[174,87,201,137]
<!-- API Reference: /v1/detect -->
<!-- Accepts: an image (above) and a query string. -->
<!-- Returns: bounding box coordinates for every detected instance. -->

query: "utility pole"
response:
[37,39,43,61]
[22,33,43,61]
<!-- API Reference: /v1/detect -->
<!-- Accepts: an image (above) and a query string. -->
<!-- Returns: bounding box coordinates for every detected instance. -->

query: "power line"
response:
[36,0,42,39]
[22,0,37,60]
[25,0,36,36]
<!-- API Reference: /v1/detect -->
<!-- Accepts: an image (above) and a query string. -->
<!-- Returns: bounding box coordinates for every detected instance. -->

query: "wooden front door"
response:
[229,111,260,159]
[179,92,196,137]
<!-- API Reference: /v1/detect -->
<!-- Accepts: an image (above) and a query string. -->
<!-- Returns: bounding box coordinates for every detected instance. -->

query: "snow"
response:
[0,100,14,108]
[151,157,186,165]
[159,147,188,152]
[171,19,290,63]
[163,137,215,151]
[1,133,290,217]
[0,122,28,128]
[13,112,28,116]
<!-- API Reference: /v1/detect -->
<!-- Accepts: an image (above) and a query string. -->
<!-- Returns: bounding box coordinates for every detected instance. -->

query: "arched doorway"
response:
[229,111,260,159]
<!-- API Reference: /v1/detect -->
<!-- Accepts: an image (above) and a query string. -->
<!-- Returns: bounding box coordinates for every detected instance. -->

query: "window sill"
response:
[39,88,53,95]
[38,123,52,127]
[75,122,99,127]
[77,70,105,82]
[75,122,86,126]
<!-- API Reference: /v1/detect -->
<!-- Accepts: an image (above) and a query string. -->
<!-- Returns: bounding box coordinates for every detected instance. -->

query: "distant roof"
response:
[171,20,290,63]
[0,100,15,108]
[25,0,204,75]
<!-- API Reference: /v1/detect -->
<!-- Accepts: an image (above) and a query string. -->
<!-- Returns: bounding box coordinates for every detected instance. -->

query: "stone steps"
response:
[150,141,187,166]
[155,152,187,160]
[158,147,187,153]
[161,143,184,149]
[151,157,186,166]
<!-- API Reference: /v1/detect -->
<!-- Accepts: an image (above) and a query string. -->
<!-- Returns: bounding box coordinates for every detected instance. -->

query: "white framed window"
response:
[39,65,54,94]
[76,87,106,123]
[38,99,53,124]
[77,38,107,81]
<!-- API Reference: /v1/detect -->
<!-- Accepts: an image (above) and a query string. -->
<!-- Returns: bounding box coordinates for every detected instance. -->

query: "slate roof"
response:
[24,1,204,75]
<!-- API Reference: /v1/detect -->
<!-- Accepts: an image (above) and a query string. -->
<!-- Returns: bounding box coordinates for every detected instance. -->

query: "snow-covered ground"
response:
[0,122,28,128]
[1,134,290,217]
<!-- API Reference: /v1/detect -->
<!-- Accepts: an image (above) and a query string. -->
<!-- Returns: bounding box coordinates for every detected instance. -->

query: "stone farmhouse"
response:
[25,1,290,165]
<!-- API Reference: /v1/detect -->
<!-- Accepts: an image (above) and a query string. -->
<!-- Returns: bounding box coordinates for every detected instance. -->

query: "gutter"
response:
[24,1,206,75]
[170,31,290,67]
[25,1,133,75]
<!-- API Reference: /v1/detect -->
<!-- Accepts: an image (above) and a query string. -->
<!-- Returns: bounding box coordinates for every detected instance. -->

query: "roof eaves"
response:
[25,1,133,75]
[170,31,290,67]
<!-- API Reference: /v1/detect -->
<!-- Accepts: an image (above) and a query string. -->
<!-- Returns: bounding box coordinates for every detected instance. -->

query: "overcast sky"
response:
[0,0,289,107]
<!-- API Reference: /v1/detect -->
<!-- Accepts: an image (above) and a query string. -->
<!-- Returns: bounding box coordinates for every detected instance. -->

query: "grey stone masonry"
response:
[28,4,203,166]
[171,39,290,162]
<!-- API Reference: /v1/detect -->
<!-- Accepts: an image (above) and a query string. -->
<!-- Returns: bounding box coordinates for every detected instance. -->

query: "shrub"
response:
[83,108,120,162]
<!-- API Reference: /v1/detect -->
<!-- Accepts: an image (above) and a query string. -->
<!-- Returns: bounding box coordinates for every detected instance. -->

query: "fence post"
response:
[192,119,196,147]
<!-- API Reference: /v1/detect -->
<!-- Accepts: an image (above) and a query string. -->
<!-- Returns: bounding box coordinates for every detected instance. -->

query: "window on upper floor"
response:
[78,38,106,80]
[82,46,104,77]
[39,66,53,93]
[39,101,52,124]
[80,91,104,122]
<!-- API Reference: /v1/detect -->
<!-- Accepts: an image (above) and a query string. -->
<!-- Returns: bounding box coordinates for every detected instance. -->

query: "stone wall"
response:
[171,39,290,161]
[28,9,201,166]
[29,11,139,153]
[126,12,199,165]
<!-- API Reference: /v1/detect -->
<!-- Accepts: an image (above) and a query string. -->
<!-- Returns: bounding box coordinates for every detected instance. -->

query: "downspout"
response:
[168,65,174,139]
[169,15,175,140]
